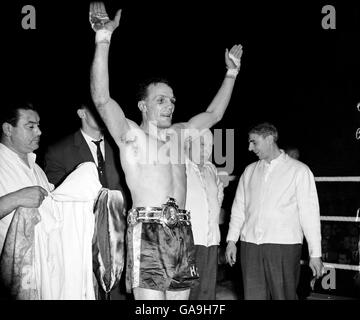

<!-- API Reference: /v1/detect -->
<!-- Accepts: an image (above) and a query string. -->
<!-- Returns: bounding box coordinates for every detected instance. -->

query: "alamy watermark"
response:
[138,122,235,176]
[20,4,336,31]
[321,5,336,30]
[21,5,36,30]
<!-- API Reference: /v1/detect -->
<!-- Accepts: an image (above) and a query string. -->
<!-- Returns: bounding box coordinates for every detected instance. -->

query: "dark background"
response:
[3,1,360,177]
[2,0,360,299]
[3,1,360,215]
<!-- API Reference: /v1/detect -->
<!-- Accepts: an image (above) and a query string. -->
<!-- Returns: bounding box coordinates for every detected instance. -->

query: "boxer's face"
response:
[142,83,175,129]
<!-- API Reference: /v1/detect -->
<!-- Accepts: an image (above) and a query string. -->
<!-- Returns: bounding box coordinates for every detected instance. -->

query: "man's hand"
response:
[225,241,237,266]
[225,44,243,70]
[309,257,324,279]
[89,2,122,32]
[16,186,48,209]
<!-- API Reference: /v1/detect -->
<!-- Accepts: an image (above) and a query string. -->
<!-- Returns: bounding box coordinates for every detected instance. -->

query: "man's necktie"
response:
[92,139,108,188]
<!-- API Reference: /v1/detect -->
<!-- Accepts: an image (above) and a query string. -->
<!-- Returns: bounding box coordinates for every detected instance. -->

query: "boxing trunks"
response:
[125,197,199,291]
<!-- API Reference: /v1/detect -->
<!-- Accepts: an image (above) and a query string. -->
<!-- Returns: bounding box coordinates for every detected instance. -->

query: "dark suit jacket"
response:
[44,130,129,208]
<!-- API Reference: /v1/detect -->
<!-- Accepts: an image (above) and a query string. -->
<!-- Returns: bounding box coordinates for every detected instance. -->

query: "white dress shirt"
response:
[186,159,224,247]
[226,151,322,258]
[80,129,105,166]
[0,143,54,254]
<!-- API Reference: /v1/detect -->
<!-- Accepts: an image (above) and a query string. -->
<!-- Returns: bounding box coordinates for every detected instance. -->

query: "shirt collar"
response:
[272,149,286,164]
[261,149,286,167]
[0,142,37,169]
[80,129,104,145]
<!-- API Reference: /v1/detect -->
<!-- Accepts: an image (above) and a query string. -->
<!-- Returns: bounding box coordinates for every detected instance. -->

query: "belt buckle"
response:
[162,197,179,228]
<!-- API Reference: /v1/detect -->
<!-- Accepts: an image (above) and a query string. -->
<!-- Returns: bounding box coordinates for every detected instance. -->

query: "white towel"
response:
[34,162,101,299]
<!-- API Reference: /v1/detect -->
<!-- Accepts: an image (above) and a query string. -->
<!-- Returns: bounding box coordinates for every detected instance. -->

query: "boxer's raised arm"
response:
[187,44,243,130]
[89,2,130,144]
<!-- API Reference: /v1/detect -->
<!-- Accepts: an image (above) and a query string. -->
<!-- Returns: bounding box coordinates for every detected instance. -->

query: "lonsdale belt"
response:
[127,197,191,228]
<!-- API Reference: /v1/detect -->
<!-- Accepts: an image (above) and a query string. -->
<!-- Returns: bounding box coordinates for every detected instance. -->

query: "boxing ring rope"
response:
[315,177,360,182]
[300,261,360,272]
[303,105,359,274]
[228,176,360,182]
[307,176,360,272]
[320,216,359,223]
[321,263,360,272]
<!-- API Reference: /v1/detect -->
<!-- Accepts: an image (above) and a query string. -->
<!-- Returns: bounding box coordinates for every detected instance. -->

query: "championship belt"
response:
[127,197,191,228]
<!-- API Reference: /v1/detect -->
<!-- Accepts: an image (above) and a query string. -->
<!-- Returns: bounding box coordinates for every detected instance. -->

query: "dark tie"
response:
[92,139,108,188]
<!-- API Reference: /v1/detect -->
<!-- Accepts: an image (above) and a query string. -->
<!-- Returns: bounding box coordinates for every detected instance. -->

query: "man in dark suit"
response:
[44,102,129,300]
[44,103,125,191]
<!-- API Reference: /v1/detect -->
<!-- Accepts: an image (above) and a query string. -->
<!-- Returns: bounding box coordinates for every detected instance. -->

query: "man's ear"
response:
[138,101,147,112]
[266,135,274,144]
[2,122,13,138]
[77,109,86,119]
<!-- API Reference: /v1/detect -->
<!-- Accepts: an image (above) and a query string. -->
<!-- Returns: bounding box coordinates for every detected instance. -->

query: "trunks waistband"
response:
[127,197,191,228]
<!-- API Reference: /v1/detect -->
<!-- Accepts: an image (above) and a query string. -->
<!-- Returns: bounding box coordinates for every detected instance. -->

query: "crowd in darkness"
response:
[317,184,360,268]
[321,222,359,266]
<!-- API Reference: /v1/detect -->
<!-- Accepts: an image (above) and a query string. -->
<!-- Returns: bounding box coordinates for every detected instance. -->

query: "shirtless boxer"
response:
[89,2,243,300]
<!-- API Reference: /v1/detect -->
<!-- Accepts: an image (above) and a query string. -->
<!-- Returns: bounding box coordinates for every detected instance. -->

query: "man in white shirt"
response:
[186,129,224,300]
[225,122,324,299]
[0,102,53,297]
